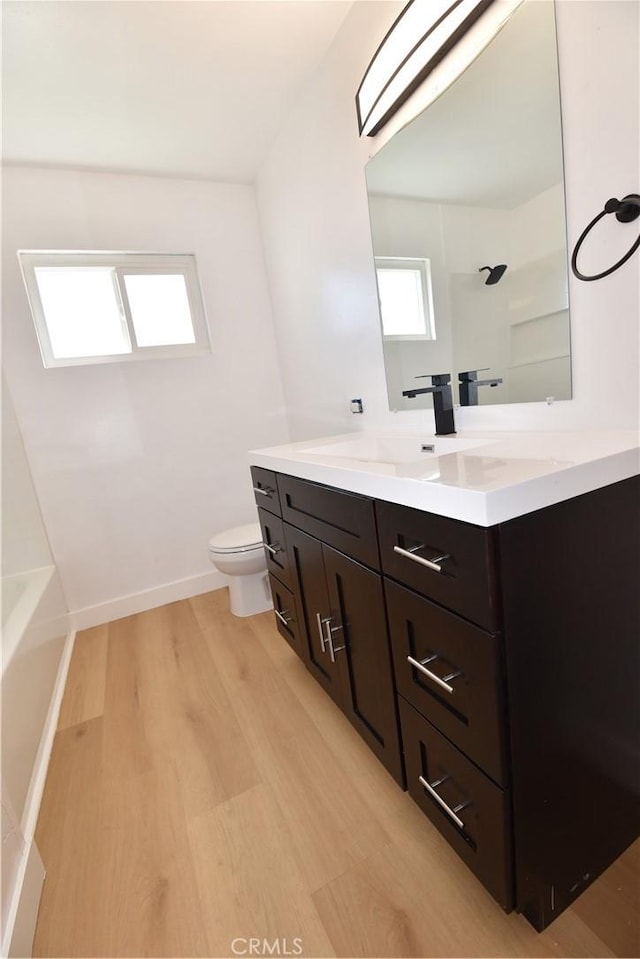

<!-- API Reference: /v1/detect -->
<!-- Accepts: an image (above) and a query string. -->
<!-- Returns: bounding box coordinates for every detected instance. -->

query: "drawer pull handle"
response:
[393,545,449,573]
[418,775,469,829]
[253,486,274,497]
[407,655,461,694]
[323,617,346,664]
[263,542,281,556]
[316,612,331,654]
[275,609,292,627]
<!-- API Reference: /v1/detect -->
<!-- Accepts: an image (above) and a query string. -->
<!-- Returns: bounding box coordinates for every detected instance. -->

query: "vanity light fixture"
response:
[356,0,494,137]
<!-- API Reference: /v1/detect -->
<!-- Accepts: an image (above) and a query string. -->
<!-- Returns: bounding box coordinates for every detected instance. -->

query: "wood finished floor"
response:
[34,589,639,958]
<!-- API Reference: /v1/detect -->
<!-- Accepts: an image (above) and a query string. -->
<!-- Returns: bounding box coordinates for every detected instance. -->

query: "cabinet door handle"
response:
[324,617,345,664]
[316,612,330,654]
[393,545,449,573]
[275,609,292,627]
[407,655,461,694]
[263,542,281,556]
[253,485,274,497]
[418,775,469,829]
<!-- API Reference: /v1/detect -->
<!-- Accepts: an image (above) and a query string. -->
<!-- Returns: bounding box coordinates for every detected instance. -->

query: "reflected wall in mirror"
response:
[365,0,572,410]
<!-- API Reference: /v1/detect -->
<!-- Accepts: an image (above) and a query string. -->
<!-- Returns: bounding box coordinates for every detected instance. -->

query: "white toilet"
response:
[208,522,272,617]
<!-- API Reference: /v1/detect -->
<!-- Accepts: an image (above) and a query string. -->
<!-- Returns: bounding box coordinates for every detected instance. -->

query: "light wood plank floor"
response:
[34,589,639,958]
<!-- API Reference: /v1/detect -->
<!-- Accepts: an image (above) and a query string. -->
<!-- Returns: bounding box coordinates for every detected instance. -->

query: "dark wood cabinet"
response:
[253,466,639,931]
[399,697,512,909]
[284,523,343,704]
[382,506,514,906]
[278,473,379,568]
[250,466,281,516]
[323,545,403,785]
[268,572,301,656]
[383,476,640,928]
[285,522,403,784]
[498,476,640,930]
[258,508,291,588]
[376,499,500,631]
[386,578,507,786]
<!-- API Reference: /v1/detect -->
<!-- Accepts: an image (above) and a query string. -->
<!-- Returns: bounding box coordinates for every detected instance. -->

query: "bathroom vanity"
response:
[249,431,639,931]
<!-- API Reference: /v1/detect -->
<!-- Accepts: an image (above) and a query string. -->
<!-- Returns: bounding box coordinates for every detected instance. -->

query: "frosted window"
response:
[123,273,195,347]
[34,268,130,358]
[377,268,427,336]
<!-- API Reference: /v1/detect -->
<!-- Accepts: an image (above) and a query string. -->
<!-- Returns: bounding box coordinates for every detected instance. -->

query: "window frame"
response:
[374,256,436,341]
[18,251,211,368]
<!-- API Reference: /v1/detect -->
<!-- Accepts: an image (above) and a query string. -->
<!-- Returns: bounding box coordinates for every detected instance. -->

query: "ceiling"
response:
[365,0,564,210]
[2,0,352,182]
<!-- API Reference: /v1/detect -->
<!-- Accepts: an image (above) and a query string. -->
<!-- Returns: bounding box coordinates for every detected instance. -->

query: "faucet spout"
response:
[402,373,456,435]
[458,369,504,406]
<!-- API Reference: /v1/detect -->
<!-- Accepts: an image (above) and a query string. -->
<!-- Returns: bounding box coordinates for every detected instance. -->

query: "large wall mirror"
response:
[365,0,572,411]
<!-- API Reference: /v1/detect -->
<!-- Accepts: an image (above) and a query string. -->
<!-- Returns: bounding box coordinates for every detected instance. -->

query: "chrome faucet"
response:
[458,369,503,406]
[401,372,456,435]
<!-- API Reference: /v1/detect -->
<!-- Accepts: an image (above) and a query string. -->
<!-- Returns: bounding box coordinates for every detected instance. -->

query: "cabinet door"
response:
[284,523,343,704]
[323,545,404,785]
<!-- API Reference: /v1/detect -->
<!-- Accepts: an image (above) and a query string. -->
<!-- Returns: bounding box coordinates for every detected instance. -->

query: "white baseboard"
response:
[69,570,227,632]
[21,627,76,844]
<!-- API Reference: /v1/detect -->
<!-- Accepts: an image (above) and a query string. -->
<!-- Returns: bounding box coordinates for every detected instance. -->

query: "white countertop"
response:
[249,430,640,526]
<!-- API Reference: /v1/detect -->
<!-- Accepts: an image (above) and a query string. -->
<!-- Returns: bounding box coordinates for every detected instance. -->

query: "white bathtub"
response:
[2,567,55,674]
[1,564,71,958]
[2,578,26,624]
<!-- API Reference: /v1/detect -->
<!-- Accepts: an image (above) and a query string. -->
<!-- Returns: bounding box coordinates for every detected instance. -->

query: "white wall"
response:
[257,0,640,438]
[2,167,290,619]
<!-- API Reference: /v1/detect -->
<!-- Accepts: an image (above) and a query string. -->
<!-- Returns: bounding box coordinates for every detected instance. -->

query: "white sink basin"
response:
[303,433,488,465]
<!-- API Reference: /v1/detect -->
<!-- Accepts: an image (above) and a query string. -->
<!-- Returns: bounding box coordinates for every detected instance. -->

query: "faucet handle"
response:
[415,372,451,384]
[458,369,489,382]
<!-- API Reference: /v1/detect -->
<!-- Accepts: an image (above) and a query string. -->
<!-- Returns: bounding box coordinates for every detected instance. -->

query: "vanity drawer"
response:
[268,573,301,656]
[277,474,379,569]
[251,467,281,516]
[386,579,506,785]
[376,500,500,630]
[258,508,291,588]
[399,697,513,909]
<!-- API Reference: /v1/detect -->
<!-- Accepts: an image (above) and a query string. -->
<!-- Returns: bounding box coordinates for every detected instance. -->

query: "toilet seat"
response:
[208,522,263,554]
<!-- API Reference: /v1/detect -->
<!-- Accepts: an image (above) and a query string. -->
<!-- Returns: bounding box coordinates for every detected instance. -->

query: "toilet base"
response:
[228,570,273,617]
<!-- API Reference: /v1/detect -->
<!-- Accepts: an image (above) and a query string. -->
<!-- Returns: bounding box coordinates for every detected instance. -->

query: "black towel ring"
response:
[571,193,640,282]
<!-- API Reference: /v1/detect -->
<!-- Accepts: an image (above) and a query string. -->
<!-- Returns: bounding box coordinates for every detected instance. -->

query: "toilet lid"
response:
[208,522,263,554]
